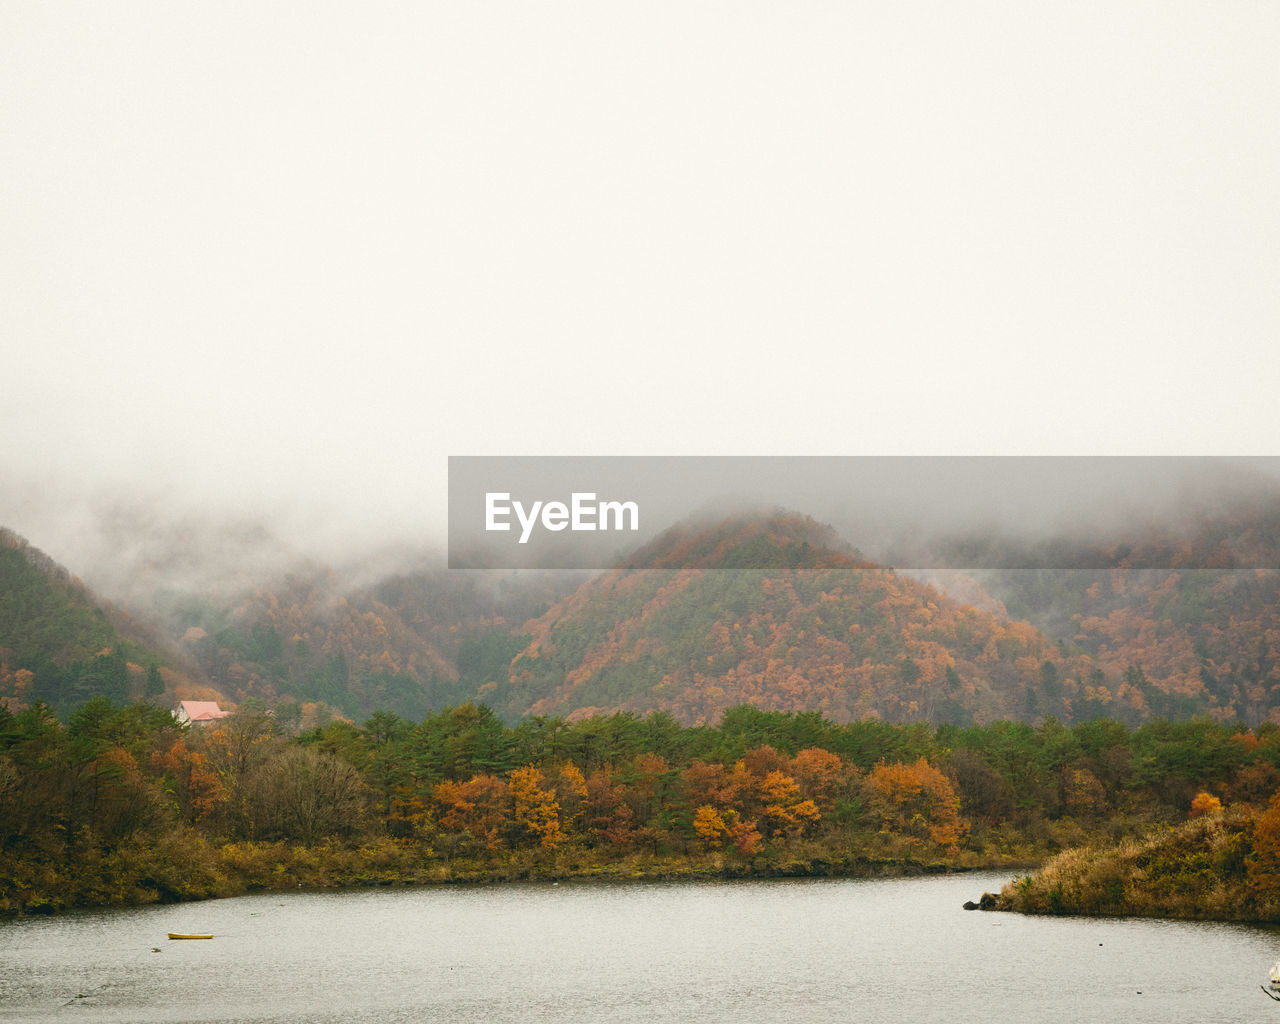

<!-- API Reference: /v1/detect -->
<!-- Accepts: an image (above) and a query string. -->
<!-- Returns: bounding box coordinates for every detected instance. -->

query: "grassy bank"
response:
[995,809,1280,922]
[2,833,1031,917]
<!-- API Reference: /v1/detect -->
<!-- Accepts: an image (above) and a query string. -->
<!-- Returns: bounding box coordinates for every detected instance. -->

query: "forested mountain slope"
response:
[5,497,1280,729]
[931,499,1280,724]
[0,529,206,714]
[495,514,1074,725]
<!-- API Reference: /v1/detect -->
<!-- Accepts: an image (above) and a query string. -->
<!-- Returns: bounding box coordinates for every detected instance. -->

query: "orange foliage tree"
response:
[151,737,224,825]
[434,774,508,853]
[1248,790,1280,905]
[1189,791,1223,819]
[691,804,762,854]
[862,758,966,851]
[753,770,820,838]
[790,747,846,811]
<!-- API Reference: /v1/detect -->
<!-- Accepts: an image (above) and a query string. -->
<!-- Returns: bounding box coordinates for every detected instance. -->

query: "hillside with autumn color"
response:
[488,503,1280,727]
[9,499,1280,922]
[934,498,1280,725]
[4,495,1280,731]
[493,514,1075,725]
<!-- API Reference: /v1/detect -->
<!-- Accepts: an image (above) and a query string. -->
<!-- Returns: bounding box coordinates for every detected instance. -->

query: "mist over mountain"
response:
[0,528,211,715]
[927,499,1280,724]
[495,512,1060,725]
[3,485,1280,729]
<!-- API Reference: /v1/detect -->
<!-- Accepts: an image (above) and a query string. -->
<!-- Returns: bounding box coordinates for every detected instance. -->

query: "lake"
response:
[1,872,1277,1023]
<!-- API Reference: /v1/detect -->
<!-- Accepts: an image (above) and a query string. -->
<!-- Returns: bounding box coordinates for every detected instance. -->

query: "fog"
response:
[446,456,1280,571]
[3,5,1278,594]
[3,457,1277,608]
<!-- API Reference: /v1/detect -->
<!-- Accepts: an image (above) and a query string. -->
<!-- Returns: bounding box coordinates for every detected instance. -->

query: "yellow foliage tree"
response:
[693,804,728,849]
[756,770,821,837]
[555,764,588,836]
[509,765,564,850]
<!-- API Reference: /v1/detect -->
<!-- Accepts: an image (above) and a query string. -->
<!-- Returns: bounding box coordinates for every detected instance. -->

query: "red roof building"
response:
[174,700,230,725]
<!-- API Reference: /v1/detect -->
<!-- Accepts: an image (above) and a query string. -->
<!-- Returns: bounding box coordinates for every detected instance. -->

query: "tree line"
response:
[3,699,1280,915]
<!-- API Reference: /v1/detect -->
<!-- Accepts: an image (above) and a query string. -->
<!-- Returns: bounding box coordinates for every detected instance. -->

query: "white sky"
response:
[3,3,1278,569]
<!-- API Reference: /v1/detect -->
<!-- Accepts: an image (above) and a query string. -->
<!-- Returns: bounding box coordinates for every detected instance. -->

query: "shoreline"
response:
[2,847,1036,919]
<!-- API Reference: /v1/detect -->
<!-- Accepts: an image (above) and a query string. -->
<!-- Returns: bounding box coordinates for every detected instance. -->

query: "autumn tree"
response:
[692,804,728,849]
[249,744,370,845]
[790,747,846,811]
[623,753,677,836]
[191,707,283,838]
[691,804,762,854]
[1188,791,1223,818]
[509,765,564,849]
[434,774,508,854]
[582,768,634,848]
[553,763,588,837]
[1247,789,1280,908]
[81,745,163,840]
[862,758,967,851]
[152,736,224,825]
[681,760,743,811]
[753,770,820,838]
[1062,767,1109,817]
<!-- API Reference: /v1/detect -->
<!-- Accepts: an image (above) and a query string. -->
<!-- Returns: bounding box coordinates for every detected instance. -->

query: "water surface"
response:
[1,873,1276,1023]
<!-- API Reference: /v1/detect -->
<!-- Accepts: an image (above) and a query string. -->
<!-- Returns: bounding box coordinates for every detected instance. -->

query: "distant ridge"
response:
[617,511,864,571]
[5,494,1280,728]
[497,512,1069,725]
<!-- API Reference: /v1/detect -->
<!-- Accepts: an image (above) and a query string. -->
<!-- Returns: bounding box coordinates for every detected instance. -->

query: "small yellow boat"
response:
[167,933,213,940]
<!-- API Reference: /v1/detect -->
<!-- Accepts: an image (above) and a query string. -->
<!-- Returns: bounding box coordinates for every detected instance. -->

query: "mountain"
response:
[0,528,209,714]
[166,563,571,722]
[928,498,1280,723]
[14,503,583,724]
[7,495,1280,730]
[492,513,1074,725]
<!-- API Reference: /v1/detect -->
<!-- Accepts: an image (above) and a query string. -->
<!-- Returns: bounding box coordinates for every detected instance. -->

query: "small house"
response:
[174,700,230,726]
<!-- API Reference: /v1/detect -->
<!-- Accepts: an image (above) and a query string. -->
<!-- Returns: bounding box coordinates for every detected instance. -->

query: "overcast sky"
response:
[3,3,1278,575]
